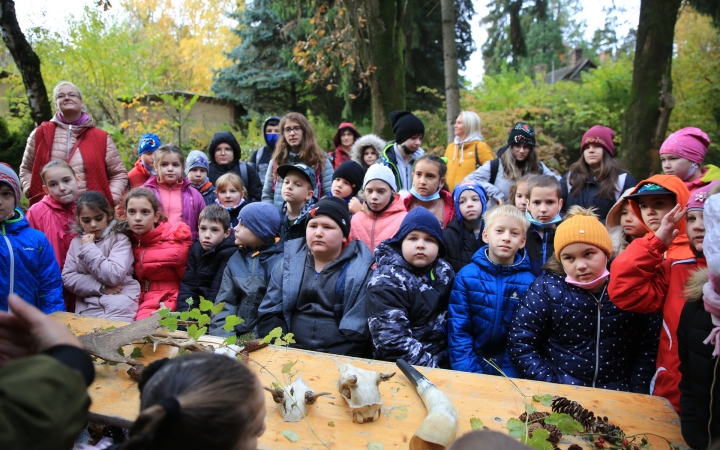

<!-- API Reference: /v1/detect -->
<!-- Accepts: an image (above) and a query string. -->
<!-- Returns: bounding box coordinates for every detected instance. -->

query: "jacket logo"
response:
[23,247,35,251]
[510,291,519,299]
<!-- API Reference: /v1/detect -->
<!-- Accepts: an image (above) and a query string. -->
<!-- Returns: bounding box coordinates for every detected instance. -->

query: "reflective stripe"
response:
[1,226,14,312]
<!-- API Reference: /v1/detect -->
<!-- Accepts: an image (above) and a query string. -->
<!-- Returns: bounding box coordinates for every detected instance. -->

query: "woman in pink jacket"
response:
[350,164,407,254]
[63,192,140,321]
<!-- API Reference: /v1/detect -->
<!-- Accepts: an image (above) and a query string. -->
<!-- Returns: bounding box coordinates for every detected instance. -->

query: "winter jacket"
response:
[177,235,237,313]
[25,194,75,271]
[442,218,483,273]
[466,158,560,208]
[444,136,494,190]
[262,156,334,210]
[0,345,94,450]
[63,226,140,322]
[279,199,315,243]
[209,240,284,337]
[380,142,424,192]
[130,221,192,319]
[248,116,280,184]
[143,176,205,241]
[366,241,455,368]
[509,272,660,393]
[608,234,703,412]
[402,190,456,229]
[19,115,127,205]
[330,122,361,170]
[686,164,720,196]
[351,134,386,172]
[349,194,407,254]
[0,208,64,313]
[127,158,153,189]
[526,226,556,277]
[257,239,374,355]
[449,246,535,376]
[207,131,263,202]
[560,170,637,222]
[677,292,720,449]
[194,180,217,206]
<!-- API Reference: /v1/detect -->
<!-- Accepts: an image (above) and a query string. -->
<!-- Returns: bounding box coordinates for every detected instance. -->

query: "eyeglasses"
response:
[56,93,80,100]
[216,148,232,154]
[283,126,302,135]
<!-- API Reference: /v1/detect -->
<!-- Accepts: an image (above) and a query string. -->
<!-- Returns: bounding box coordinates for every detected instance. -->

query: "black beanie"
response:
[507,122,536,148]
[307,196,351,238]
[333,161,364,196]
[389,110,425,145]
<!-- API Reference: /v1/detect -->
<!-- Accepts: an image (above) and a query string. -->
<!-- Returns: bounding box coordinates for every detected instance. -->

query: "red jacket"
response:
[350,194,408,254]
[402,190,456,229]
[26,195,76,270]
[127,159,153,189]
[130,221,192,319]
[331,122,360,170]
[609,234,703,413]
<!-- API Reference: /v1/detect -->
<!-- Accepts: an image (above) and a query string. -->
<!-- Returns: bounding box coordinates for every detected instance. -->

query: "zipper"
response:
[67,125,73,159]
[370,216,378,249]
[590,283,608,388]
[138,247,147,291]
[1,222,14,312]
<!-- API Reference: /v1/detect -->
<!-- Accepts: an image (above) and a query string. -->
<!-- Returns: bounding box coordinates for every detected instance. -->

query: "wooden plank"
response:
[53,312,687,449]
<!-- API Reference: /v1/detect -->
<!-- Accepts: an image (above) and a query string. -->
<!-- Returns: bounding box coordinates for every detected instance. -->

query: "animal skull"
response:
[264,377,331,422]
[337,363,395,423]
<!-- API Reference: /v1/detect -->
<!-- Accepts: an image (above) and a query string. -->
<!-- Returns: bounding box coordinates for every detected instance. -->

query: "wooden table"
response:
[54,312,688,449]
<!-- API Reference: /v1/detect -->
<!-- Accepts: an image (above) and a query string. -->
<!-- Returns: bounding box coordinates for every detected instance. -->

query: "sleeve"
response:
[77,236,133,287]
[19,128,37,196]
[62,242,103,297]
[24,205,38,230]
[627,311,661,394]
[507,277,558,382]
[256,260,288,337]
[338,269,372,341]
[560,171,570,206]
[245,164,263,202]
[104,135,129,206]
[622,172,638,192]
[542,162,561,180]
[207,253,233,302]
[608,236,669,313]
[447,273,483,373]
[177,246,199,313]
[37,236,65,313]
[261,159,275,204]
[209,265,240,337]
[173,240,191,292]
[476,142,495,166]
[677,304,701,449]
[319,159,334,198]
[465,161,505,202]
[248,150,258,171]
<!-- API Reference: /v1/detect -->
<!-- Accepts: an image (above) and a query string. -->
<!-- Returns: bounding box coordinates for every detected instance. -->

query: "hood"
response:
[145,176,193,191]
[605,188,636,228]
[628,175,691,237]
[453,132,483,145]
[701,164,720,183]
[50,114,95,130]
[452,181,487,222]
[364,193,406,219]
[471,244,530,273]
[332,122,361,148]
[208,131,241,165]
[351,134,386,165]
[262,116,281,147]
[40,194,75,214]
[374,240,435,276]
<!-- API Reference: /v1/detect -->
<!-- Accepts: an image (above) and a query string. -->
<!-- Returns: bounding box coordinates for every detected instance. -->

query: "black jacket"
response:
[177,234,237,312]
[442,219,482,273]
[678,298,720,449]
[526,226,556,277]
[207,131,263,202]
[560,171,637,223]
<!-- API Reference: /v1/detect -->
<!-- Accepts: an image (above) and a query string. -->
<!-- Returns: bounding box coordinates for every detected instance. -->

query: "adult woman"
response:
[19,81,127,206]
[207,131,263,202]
[561,125,636,222]
[261,112,333,210]
[466,122,559,208]
[659,127,720,195]
[330,122,361,170]
[444,111,494,190]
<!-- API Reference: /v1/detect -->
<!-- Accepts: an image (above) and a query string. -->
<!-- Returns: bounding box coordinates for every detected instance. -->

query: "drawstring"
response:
[458,142,466,164]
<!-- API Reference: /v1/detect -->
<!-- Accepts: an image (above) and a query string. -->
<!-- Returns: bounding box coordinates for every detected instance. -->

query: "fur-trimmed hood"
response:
[684,267,709,302]
[351,134,386,169]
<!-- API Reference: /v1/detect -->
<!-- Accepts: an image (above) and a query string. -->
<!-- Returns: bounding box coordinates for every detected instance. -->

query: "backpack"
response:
[488,145,508,186]
[238,161,248,191]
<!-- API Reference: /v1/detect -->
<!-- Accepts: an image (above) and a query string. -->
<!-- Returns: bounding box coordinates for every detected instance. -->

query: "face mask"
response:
[401,144,414,155]
[525,211,562,228]
[265,133,279,148]
[216,198,245,211]
[565,268,610,290]
[410,186,441,202]
[681,162,700,181]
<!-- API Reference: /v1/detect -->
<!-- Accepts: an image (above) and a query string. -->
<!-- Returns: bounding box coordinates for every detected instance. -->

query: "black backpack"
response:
[488,145,508,185]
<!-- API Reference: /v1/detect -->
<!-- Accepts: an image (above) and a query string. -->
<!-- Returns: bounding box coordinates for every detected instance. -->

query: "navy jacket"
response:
[560,171,637,223]
[526,226,555,277]
[442,219,483,273]
[177,234,237,312]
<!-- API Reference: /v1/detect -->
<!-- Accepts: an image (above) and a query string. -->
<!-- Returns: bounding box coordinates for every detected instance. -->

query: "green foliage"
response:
[521,428,554,450]
[544,412,584,434]
[223,315,244,333]
[280,430,299,443]
[0,115,34,173]
[507,417,528,438]
[470,417,484,430]
[260,327,296,346]
[532,394,554,407]
[129,347,144,359]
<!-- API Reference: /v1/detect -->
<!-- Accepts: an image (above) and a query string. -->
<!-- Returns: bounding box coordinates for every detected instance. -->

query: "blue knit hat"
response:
[452,180,487,222]
[138,133,162,155]
[185,150,210,174]
[389,207,447,258]
[0,162,21,207]
[238,202,280,245]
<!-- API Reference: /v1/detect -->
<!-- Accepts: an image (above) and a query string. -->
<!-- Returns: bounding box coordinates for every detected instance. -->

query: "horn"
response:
[264,386,284,404]
[305,390,332,404]
[379,372,396,383]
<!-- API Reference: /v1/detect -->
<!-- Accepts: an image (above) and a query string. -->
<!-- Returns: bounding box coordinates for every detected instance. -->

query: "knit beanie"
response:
[389,110,425,145]
[452,180,487,221]
[659,127,710,165]
[138,133,162,155]
[0,162,21,207]
[333,160,364,196]
[507,122,536,148]
[686,180,720,211]
[308,196,351,238]
[185,150,210,174]
[238,202,281,245]
[389,207,447,258]
[554,208,613,258]
[581,125,615,157]
[364,163,397,192]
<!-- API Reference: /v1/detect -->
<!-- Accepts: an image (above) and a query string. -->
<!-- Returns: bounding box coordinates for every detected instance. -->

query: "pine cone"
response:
[551,396,595,430]
[543,423,562,443]
[591,416,625,440]
[568,445,583,450]
[528,422,544,435]
[519,411,551,425]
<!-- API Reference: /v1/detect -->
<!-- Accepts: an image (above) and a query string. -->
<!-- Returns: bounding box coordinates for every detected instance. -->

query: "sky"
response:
[15,0,640,86]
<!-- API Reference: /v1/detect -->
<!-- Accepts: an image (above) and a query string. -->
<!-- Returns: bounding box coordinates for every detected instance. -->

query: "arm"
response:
[622,172,638,192]
[207,252,233,302]
[447,274,483,373]
[256,260,288,337]
[541,162,561,180]
[245,164,263,202]
[62,242,103,297]
[19,128,37,196]
[209,265,240,337]
[177,245,199,312]
[37,237,65,314]
[319,159,333,198]
[627,311,661,394]
[560,171,570,204]
[77,235,134,287]
[261,159,275,204]
[465,161,505,202]
[608,236,670,313]
[104,135,129,206]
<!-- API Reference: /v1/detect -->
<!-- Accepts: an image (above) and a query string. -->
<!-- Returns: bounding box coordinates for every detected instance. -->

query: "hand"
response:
[348,197,363,215]
[156,302,168,313]
[496,196,506,206]
[81,233,95,246]
[103,285,123,295]
[0,294,81,367]
[654,204,686,249]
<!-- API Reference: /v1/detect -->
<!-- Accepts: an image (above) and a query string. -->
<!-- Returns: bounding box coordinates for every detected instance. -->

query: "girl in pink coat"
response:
[63,191,140,321]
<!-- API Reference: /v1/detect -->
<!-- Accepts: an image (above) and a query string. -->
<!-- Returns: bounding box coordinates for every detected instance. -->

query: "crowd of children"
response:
[2,108,720,449]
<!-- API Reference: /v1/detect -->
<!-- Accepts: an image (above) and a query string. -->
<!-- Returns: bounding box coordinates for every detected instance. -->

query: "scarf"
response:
[55,112,90,126]
[702,272,720,357]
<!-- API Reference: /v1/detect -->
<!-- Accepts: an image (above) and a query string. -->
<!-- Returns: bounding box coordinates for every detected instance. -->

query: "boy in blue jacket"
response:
[0,163,64,313]
[448,205,534,376]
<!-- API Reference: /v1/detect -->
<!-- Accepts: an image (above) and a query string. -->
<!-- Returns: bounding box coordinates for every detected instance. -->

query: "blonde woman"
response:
[444,111,494,190]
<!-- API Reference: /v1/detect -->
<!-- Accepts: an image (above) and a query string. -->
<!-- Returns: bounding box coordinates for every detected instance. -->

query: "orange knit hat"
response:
[554,207,613,258]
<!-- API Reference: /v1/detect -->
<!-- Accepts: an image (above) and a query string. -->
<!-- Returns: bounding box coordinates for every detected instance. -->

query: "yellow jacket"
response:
[444,138,494,190]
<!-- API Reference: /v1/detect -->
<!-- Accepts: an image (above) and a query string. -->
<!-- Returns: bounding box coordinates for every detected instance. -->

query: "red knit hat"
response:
[581,125,615,157]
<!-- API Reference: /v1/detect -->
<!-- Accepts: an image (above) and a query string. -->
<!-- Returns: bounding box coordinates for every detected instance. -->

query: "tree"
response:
[441,0,461,142]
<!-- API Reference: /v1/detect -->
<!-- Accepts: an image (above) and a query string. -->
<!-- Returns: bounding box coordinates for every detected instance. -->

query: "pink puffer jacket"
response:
[19,115,127,205]
[25,195,76,270]
[63,228,141,322]
[350,194,408,254]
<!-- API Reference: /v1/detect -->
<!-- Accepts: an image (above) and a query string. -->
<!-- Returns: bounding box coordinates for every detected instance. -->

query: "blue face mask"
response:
[410,187,441,202]
[525,211,562,228]
[265,133,279,148]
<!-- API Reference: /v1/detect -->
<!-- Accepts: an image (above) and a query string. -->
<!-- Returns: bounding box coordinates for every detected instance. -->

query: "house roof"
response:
[117,91,237,106]
[543,58,597,84]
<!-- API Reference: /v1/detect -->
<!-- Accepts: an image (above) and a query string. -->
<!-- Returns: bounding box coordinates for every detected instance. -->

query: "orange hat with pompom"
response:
[554,206,613,258]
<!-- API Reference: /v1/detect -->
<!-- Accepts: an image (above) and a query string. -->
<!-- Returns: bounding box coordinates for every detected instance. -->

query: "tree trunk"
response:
[621,0,682,178]
[441,0,460,143]
[0,0,52,125]
[508,0,526,62]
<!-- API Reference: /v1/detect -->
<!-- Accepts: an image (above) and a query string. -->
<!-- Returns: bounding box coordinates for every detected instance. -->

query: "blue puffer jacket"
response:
[448,246,535,376]
[508,271,660,393]
[1,208,64,313]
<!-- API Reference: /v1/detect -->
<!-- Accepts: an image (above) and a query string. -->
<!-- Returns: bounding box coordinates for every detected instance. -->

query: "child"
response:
[660,127,720,196]
[63,191,140,321]
[508,174,534,213]
[403,154,455,228]
[509,206,659,393]
[0,163,64,313]
[210,202,284,337]
[380,110,425,192]
[349,164,407,254]
[608,180,719,412]
[605,188,646,256]
[330,160,364,214]
[448,205,534,376]
[123,188,192,319]
[248,115,281,184]
[186,150,216,206]
[442,180,487,272]
[277,163,317,242]
[208,131,263,202]
[366,208,455,368]
[258,197,374,357]
[351,134,386,172]
[215,173,247,228]
[127,133,161,189]
[177,205,237,313]
[525,174,563,276]
[678,186,720,448]
[143,144,205,241]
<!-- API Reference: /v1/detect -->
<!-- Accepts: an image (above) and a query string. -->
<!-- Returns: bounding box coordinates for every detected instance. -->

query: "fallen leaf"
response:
[281,430,299,443]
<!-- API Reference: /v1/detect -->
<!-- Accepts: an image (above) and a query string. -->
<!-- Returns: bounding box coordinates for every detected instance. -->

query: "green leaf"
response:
[197,314,211,328]
[281,360,297,374]
[184,298,194,307]
[470,417,484,430]
[507,418,527,438]
[280,430,299,443]
[199,299,214,312]
[525,402,537,414]
[191,326,207,341]
[261,327,283,344]
[188,309,202,320]
[211,302,225,315]
[223,315,243,332]
[284,332,296,344]
[130,347,143,358]
[117,347,125,357]
[188,324,198,338]
[225,335,237,345]
[327,421,334,427]
[545,413,584,434]
[367,443,384,450]
[532,394,554,407]
[179,311,190,321]
[522,428,554,450]
[158,308,171,318]
[159,316,179,332]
